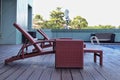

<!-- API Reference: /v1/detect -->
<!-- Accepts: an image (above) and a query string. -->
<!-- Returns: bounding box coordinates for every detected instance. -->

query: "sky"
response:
[33,0,120,26]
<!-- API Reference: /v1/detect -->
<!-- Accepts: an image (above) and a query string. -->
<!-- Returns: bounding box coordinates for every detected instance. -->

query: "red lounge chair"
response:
[5,23,55,64]
[37,29,87,48]
[37,29,53,48]
[37,29,103,66]
[37,29,50,41]
[37,29,72,40]
[37,29,72,48]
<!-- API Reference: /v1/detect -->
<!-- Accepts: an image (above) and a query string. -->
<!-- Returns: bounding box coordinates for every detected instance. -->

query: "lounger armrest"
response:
[33,40,55,45]
[24,40,55,47]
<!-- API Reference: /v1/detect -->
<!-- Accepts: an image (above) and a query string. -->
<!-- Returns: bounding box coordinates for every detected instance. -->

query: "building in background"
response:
[0,0,33,44]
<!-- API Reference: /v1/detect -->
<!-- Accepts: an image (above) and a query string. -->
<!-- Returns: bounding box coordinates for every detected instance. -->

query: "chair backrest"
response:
[13,23,42,52]
[37,29,50,40]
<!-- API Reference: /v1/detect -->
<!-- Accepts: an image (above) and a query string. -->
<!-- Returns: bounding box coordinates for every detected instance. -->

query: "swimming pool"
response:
[102,45,120,50]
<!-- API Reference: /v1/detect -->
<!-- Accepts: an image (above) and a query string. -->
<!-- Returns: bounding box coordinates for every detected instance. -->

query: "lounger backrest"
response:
[13,23,42,52]
[37,29,49,40]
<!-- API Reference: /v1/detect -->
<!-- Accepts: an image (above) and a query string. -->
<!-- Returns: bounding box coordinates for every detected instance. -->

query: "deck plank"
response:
[27,67,44,80]
[5,62,31,80]
[51,69,61,80]
[0,44,120,80]
[16,65,35,80]
[80,68,95,80]
[71,69,83,80]
[29,54,48,80]
[85,63,106,80]
[61,69,72,80]
[39,68,53,80]
[0,63,16,75]
[92,64,119,80]
[0,63,20,80]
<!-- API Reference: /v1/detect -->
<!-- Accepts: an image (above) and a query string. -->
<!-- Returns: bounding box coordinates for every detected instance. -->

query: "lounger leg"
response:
[94,52,103,66]
[94,52,97,63]
[100,52,103,66]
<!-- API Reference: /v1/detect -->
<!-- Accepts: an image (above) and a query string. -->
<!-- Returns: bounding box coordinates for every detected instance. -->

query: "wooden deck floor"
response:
[0,44,120,80]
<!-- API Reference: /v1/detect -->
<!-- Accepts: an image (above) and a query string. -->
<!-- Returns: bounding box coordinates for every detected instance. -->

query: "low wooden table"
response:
[55,39,84,68]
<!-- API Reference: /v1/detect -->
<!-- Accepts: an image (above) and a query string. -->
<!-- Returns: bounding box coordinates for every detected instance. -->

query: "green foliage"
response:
[41,20,63,29]
[33,7,117,29]
[71,16,88,29]
[83,25,116,29]
[49,7,65,29]
[33,14,44,29]
[118,25,120,29]
[34,14,43,21]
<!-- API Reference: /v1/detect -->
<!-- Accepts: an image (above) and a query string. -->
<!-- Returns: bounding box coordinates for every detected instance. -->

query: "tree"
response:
[71,16,88,29]
[33,7,88,29]
[48,7,65,29]
[99,25,115,29]
[118,25,120,29]
[33,14,44,29]
[34,14,43,21]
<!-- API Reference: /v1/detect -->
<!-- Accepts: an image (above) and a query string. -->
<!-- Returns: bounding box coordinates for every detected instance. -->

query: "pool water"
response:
[102,45,120,50]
